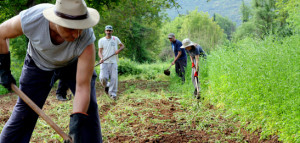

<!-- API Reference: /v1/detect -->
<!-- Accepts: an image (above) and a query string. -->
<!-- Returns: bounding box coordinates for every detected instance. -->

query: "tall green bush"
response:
[206,34,299,142]
[10,36,28,60]
[235,0,300,40]
[276,0,300,34]
[213,13,236,40]
[118,58,142,75]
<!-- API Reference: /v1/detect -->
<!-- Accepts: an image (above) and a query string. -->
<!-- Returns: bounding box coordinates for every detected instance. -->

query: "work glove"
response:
[194,71,198,77]
[192,62,195,68]
[69,112,88,143]
[0,52,16,90]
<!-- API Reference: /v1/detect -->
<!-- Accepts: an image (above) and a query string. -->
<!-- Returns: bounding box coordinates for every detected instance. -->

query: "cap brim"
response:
[43,7,100,29]
[180,43,194,49]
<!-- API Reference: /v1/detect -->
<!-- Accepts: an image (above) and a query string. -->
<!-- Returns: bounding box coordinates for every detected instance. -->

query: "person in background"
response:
[168,33,187,82]
[0,0,102,142]
[180,38,206,99]
[56,80,72,101]
[98,25,125,100]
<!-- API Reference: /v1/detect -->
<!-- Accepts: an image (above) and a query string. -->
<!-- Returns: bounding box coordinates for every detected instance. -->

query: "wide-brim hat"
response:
[43,0,100,29]
[180,38,194,49]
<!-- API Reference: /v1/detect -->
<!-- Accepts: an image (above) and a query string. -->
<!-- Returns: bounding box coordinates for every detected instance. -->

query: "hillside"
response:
[165,0,251,26]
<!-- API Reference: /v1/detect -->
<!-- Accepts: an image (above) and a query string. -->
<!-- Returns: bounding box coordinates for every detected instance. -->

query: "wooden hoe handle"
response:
[94,53,116,67]
[167,64,173,70]
[11,84,72,143]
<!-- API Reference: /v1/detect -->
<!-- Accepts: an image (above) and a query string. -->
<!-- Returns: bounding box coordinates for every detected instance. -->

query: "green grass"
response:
[2,34,298,142]
[94,58,171,82]
[205,34,300,142]
[167,65,247,142]
[1,55,286,142]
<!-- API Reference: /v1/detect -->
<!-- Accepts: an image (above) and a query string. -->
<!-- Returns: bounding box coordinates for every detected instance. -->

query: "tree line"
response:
[1,0,298,62]
[0,0,180,63]
[0,0,231,63]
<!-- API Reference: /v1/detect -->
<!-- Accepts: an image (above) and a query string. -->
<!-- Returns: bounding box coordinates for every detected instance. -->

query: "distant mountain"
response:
[165,0,252,26]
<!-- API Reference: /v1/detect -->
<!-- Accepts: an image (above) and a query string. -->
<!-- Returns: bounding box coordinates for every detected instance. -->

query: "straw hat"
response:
[43,0,100,29]
[180,38,194,49]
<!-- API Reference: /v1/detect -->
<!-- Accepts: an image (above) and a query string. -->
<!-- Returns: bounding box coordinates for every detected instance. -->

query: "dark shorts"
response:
[0,54,102,143]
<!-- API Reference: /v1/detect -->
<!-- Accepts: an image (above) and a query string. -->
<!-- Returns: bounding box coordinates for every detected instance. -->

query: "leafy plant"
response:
[206,34,300,142]
[118,58,142,75]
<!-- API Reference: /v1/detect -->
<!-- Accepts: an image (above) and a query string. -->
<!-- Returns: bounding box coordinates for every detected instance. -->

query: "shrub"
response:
[207,35,299,142]
[158,47,173,62]
[118,58,142,75]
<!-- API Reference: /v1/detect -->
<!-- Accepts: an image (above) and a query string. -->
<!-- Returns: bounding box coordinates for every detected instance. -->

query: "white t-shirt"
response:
[98,36,121,63]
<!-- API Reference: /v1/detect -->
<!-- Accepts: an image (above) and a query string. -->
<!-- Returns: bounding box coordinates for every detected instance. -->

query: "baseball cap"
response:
[168,33,175,39]
[105,25,113,30]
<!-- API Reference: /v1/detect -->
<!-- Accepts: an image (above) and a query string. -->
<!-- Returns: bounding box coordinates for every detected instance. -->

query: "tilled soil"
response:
[0,80,281,143]
[97,80,281,143]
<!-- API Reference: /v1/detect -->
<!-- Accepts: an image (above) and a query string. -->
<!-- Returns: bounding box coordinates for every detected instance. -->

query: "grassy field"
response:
[0,60,285,142]
[0,34,299,142]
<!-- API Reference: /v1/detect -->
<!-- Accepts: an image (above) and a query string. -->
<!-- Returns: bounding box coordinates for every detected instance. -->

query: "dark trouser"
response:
[175,58,187,82]
[0,54,102,143]
[56,80,69,96]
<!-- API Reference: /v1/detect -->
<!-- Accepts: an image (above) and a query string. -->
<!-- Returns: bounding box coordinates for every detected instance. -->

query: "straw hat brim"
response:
[180,42,194,49]
[43,7,100,29]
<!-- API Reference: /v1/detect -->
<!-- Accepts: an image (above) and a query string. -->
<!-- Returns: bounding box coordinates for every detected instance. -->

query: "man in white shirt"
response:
[98,25,124,100]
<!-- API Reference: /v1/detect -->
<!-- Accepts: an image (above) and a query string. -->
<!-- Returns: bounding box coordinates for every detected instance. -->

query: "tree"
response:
[276,0,300,34]
[214,13,236,40]
[240,0,252,23]
[252,0,277,37]
[0,0,56,23]
[0,0,179,62]
[234,0,282,40]
[94,0,179,63]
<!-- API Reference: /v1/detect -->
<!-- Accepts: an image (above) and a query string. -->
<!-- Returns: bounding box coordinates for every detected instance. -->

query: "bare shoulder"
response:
[0,15,23,38]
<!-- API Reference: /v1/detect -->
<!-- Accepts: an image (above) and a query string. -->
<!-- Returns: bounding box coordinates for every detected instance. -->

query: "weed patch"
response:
[206,35,300,142]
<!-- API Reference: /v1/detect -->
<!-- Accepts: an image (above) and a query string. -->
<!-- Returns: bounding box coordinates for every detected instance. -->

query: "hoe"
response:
[11,84,72,143]
[164,64,173,76]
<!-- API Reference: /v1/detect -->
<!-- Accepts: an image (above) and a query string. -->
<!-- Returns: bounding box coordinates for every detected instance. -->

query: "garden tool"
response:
[94,53,116,67]
[11,84,72,143]
[193,67,200,99]
[164,64,173,76]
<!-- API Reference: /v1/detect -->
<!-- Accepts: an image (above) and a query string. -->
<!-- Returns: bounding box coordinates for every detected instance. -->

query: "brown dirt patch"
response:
[0,80,282,143]
[0,93,17,123]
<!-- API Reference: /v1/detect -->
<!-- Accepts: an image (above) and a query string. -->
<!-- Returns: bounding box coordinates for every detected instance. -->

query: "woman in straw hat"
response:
[181,38,206,99]
[0,0,102,142]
